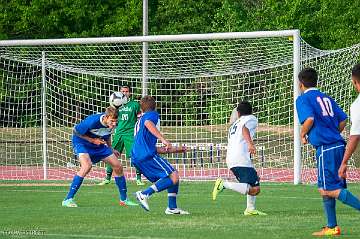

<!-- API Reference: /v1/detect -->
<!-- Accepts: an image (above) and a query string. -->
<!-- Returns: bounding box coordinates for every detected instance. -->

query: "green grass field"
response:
[0,181,360,239]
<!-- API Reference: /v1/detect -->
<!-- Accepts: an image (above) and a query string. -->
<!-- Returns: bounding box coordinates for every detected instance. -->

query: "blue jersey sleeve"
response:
[296,96,314,124]
[144,111,159,125]
[332,100,347,122]
[74,116,91,135]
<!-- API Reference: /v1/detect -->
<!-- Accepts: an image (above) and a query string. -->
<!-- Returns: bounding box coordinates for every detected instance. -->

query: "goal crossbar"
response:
[0,30,300,46]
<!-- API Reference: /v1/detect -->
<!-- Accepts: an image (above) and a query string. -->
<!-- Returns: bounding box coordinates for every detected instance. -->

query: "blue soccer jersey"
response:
[72,113,113,148]
[131,111,160,163]
[296,88,347,148]
[72,113,114,163]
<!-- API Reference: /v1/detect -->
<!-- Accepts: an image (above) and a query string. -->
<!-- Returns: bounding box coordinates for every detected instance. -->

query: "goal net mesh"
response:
[0,35,359,182]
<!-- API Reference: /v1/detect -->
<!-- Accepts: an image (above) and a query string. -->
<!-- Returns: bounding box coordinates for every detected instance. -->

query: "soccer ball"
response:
[109,92,128,108]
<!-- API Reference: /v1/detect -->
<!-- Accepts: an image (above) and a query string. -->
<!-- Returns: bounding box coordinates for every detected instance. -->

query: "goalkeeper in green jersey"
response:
[99,86,145,186]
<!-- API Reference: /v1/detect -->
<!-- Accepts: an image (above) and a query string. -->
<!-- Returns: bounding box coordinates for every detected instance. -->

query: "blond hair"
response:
[105,106,119,119]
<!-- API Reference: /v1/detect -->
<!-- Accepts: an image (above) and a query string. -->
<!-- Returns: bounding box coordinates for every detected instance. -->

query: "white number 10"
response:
[317,97,334,117]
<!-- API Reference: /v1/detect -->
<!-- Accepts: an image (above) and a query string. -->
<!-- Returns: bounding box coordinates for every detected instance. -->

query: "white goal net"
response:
[0,31,359,183]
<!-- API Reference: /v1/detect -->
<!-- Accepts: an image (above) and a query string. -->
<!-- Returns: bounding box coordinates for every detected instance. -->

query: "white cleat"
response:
[165,208,190,215]
[135,191,149,211]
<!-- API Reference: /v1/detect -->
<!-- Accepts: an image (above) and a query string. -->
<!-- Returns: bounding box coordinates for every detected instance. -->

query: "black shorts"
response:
[230,167,260,187]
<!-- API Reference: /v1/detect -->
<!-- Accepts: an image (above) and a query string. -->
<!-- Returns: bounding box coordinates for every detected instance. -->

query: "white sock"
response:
[247,195,256,210]
[223,181,249,195]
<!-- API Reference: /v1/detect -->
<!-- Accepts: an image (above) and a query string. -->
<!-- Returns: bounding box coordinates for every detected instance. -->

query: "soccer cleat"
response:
[243,209,267,216]
[312,226,341,236]
[136,179,145,186]
[98,179,111,185]
[62,198,78,208]
[212,178,224,200]
[165,208,190,215]
[119,199,138,207]
[135,191,150,211]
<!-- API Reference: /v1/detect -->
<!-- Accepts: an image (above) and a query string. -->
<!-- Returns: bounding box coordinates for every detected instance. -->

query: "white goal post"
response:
[0,30,358,184]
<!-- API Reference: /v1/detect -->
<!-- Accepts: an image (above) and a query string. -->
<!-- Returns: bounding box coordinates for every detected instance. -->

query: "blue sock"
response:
[323,196,337,228]
[167,183,179,209]
[65,175,84,200]
[142,177,174,196]
[338,189,360,210]
[114,176,127,201]
[142,186,155,196]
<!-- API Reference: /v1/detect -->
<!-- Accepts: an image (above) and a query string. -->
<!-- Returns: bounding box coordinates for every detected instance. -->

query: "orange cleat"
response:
[312,226,341,236]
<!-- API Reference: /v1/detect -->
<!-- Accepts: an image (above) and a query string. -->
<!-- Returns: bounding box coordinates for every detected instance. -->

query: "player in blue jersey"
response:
[132,96,189,214]
[62,106,137,207]
[296,68,360,236]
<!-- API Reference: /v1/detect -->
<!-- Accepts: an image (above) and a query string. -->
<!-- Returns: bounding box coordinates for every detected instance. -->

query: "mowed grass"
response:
[0,181,360,239]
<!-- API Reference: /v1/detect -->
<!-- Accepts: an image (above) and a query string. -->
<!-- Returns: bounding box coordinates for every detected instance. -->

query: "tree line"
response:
[1,0,360,49]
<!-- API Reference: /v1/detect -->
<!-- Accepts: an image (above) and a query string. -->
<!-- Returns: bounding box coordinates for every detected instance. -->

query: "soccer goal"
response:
[0,30,359,184]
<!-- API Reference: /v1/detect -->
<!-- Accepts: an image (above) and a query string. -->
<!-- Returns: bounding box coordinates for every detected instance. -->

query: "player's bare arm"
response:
[339,135,360,179]
[157,145,187,154]
[338,120,347,133]
[73,129,106,145]
[300,117,314,144]
[242,126,256,155]
[144,120,172,150]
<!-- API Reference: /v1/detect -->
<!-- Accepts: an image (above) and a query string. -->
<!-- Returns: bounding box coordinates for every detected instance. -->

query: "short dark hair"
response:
[140,95,156,112]
[237,101,252,116]
[121,85,131,91]
[105,106,118,119]
[298,68,318,88]
[352,64,360,82]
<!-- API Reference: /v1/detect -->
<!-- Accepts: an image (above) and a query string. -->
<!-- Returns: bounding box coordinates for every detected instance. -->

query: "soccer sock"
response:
[167,183,179,209]
[142,186,155,196]
[136,168,142,181]
[337,189,360,210]
[142,177,173,196]
[114,176,127,201]
[246,195,256,210]
[223,182,249,195]
[65,175,84,200]
[323,196,337,228]
[105,164,113,181]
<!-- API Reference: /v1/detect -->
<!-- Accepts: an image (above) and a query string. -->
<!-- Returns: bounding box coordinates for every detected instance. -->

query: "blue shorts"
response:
[73,143,113,164]
[132,154,176,183]
[316,142,347,190]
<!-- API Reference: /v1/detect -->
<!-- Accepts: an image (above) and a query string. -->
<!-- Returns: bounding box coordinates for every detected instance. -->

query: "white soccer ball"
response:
[109,92,128,108]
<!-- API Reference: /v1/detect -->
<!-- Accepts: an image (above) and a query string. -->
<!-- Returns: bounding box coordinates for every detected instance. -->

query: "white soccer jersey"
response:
[226,115,258,169]
[350,94,360,136]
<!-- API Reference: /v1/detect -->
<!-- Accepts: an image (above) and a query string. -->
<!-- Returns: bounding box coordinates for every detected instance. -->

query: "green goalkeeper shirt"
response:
[114,99,141,136]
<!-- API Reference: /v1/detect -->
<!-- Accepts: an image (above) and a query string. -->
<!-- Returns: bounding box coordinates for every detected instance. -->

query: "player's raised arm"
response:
[229,107,238,124]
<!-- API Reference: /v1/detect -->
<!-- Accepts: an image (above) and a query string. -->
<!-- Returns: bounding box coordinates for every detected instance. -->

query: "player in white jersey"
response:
[212,101,266,216]
[339,64,360,179]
